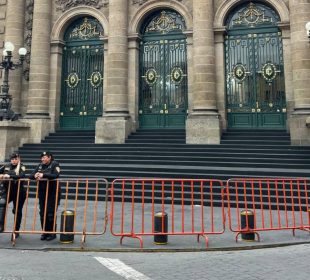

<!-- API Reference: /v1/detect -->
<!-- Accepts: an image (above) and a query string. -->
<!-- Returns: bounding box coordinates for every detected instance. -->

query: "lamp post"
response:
[305,22,310,41]
[0,41,27,121]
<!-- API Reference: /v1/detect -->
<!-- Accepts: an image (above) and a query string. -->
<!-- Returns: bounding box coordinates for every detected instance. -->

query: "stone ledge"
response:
[0,121,31,162]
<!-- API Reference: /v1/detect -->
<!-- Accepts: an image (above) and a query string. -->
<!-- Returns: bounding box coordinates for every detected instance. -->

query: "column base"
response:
[20,117,51,143]
[0,121,30,161]
[186,113,221,144]
[95,115,132,144]
[290,111,310,145]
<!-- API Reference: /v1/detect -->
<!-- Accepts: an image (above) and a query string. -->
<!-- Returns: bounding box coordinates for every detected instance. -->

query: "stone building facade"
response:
[0,0,309,159]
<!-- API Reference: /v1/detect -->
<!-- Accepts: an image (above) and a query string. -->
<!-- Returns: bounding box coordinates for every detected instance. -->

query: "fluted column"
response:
[186,0,220,144]
[23,0,52,143]
[289,0,310,145]
[105,0,129,115]
[26,0,51,117]
[192,0,216,112]
[4,0,25,115]
[96,0,131,143]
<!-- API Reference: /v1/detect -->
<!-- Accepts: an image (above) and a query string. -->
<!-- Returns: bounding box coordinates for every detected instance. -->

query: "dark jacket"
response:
[29,160,60,186]
[0,162,26,193]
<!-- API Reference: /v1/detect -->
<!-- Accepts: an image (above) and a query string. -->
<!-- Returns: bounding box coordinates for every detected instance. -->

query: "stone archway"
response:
[214,0,289,28]
[49,6,108,130]
[224,2,287,129]
[138,9,189,128]
[129,0,193,34]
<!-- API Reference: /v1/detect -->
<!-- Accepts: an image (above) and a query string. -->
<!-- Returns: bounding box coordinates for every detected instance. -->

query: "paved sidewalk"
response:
[1,198,310,251]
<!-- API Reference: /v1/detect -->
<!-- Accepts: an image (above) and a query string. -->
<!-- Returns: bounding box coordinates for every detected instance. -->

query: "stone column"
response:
[186,0,220,144]
[289,0,310,145]
[214,29,226,130]
[49,41,64,132]
[96,0,131,143]
[4,0,25,115]
[23,0,52,142]
[0,0,31,159]
[127,34,140,131]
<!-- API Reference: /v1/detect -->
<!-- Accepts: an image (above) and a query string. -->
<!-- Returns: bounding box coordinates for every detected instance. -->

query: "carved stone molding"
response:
[56,0,107,12]
[132,0,182,5]
[23,0,34,81]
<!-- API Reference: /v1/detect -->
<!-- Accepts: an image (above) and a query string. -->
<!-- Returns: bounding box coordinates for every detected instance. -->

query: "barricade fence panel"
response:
[110,179,225,247]
[1,176,310,248]
[0,178,109,245]
[226,178,310,234]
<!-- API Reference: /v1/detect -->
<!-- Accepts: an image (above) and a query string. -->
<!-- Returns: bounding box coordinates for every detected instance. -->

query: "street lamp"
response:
[0,41,27,120]
[305,22,310,41]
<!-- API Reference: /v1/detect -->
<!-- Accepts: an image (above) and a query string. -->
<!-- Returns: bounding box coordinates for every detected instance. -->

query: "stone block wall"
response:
[0,0,6,84]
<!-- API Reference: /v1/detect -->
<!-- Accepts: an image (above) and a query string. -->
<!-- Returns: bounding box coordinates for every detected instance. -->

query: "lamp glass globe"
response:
[18,47,27,56]
[4,41,15,52]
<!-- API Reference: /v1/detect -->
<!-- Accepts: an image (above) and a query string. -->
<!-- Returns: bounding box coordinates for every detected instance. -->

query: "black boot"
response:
[46,234,56,241]
[40,234,48,240]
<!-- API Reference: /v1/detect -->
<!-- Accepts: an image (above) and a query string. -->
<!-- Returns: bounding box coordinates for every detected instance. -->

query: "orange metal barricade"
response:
[1,178,109,247]
[110,178,226,248]
[226,178,310,241]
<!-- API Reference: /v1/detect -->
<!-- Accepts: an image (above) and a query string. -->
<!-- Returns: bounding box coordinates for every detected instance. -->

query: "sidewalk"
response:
[1,200,310,251]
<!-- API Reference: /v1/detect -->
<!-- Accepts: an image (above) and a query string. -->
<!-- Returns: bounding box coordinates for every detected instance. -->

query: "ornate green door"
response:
[60,17,104,130]
[225,3,286,129]
[139,11,188,128]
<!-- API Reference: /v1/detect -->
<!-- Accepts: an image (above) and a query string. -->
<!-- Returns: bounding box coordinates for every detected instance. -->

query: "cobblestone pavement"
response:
[0,244,309,280]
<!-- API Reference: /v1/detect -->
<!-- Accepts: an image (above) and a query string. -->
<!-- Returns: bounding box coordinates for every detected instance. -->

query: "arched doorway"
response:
[225,2,286,129]
[60,17,104,130]
[139,10,188,128]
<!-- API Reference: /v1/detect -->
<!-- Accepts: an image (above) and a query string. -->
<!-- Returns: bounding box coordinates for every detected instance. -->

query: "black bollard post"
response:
[241,209,255,241]
[154,212,168,245]
[60,210,75,243]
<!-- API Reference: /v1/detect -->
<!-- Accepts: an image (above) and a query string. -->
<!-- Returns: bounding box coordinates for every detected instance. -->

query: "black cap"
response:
[40,151,52,157]
[10,153,20,159]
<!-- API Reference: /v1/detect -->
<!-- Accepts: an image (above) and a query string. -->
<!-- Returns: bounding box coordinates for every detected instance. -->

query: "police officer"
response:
[29,151,61,241]
[0,153,26,238]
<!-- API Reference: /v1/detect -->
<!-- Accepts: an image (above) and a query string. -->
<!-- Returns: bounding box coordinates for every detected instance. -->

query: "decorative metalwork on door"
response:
[225,2,286,129]
[139,10,188,128]
[60,17,104,130]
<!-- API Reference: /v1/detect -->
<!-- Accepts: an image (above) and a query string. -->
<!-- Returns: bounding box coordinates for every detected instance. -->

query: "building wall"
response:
[0,0,7,86]
[1,0,310,145]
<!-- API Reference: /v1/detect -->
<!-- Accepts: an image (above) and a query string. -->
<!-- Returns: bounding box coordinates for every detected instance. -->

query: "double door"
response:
[60,43,103,130]
[225,30,286,129]
[139,36,188,128]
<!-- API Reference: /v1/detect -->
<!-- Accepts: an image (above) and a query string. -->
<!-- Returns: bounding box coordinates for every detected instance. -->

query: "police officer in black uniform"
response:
[0,153,26,237]
[29,151,61,241]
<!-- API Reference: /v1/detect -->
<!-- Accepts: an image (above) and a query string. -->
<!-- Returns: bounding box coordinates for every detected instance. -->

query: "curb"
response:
[1,240,310,253]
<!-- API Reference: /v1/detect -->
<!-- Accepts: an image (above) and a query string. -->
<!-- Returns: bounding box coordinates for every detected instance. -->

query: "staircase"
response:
[15,129,310,205]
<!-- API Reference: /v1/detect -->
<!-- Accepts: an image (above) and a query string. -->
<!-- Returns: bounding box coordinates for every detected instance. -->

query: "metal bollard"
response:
[60,210,75,243]
[154,212,168,245]
[241,209,255,241]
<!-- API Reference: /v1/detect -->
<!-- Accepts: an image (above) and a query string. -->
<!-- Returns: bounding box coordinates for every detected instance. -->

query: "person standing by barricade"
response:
[29,151,61,241]
[0,153,26,238]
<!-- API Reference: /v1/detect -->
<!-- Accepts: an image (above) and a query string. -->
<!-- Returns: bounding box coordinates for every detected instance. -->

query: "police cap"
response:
[40,151,52,158]
[10,153,20,159]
